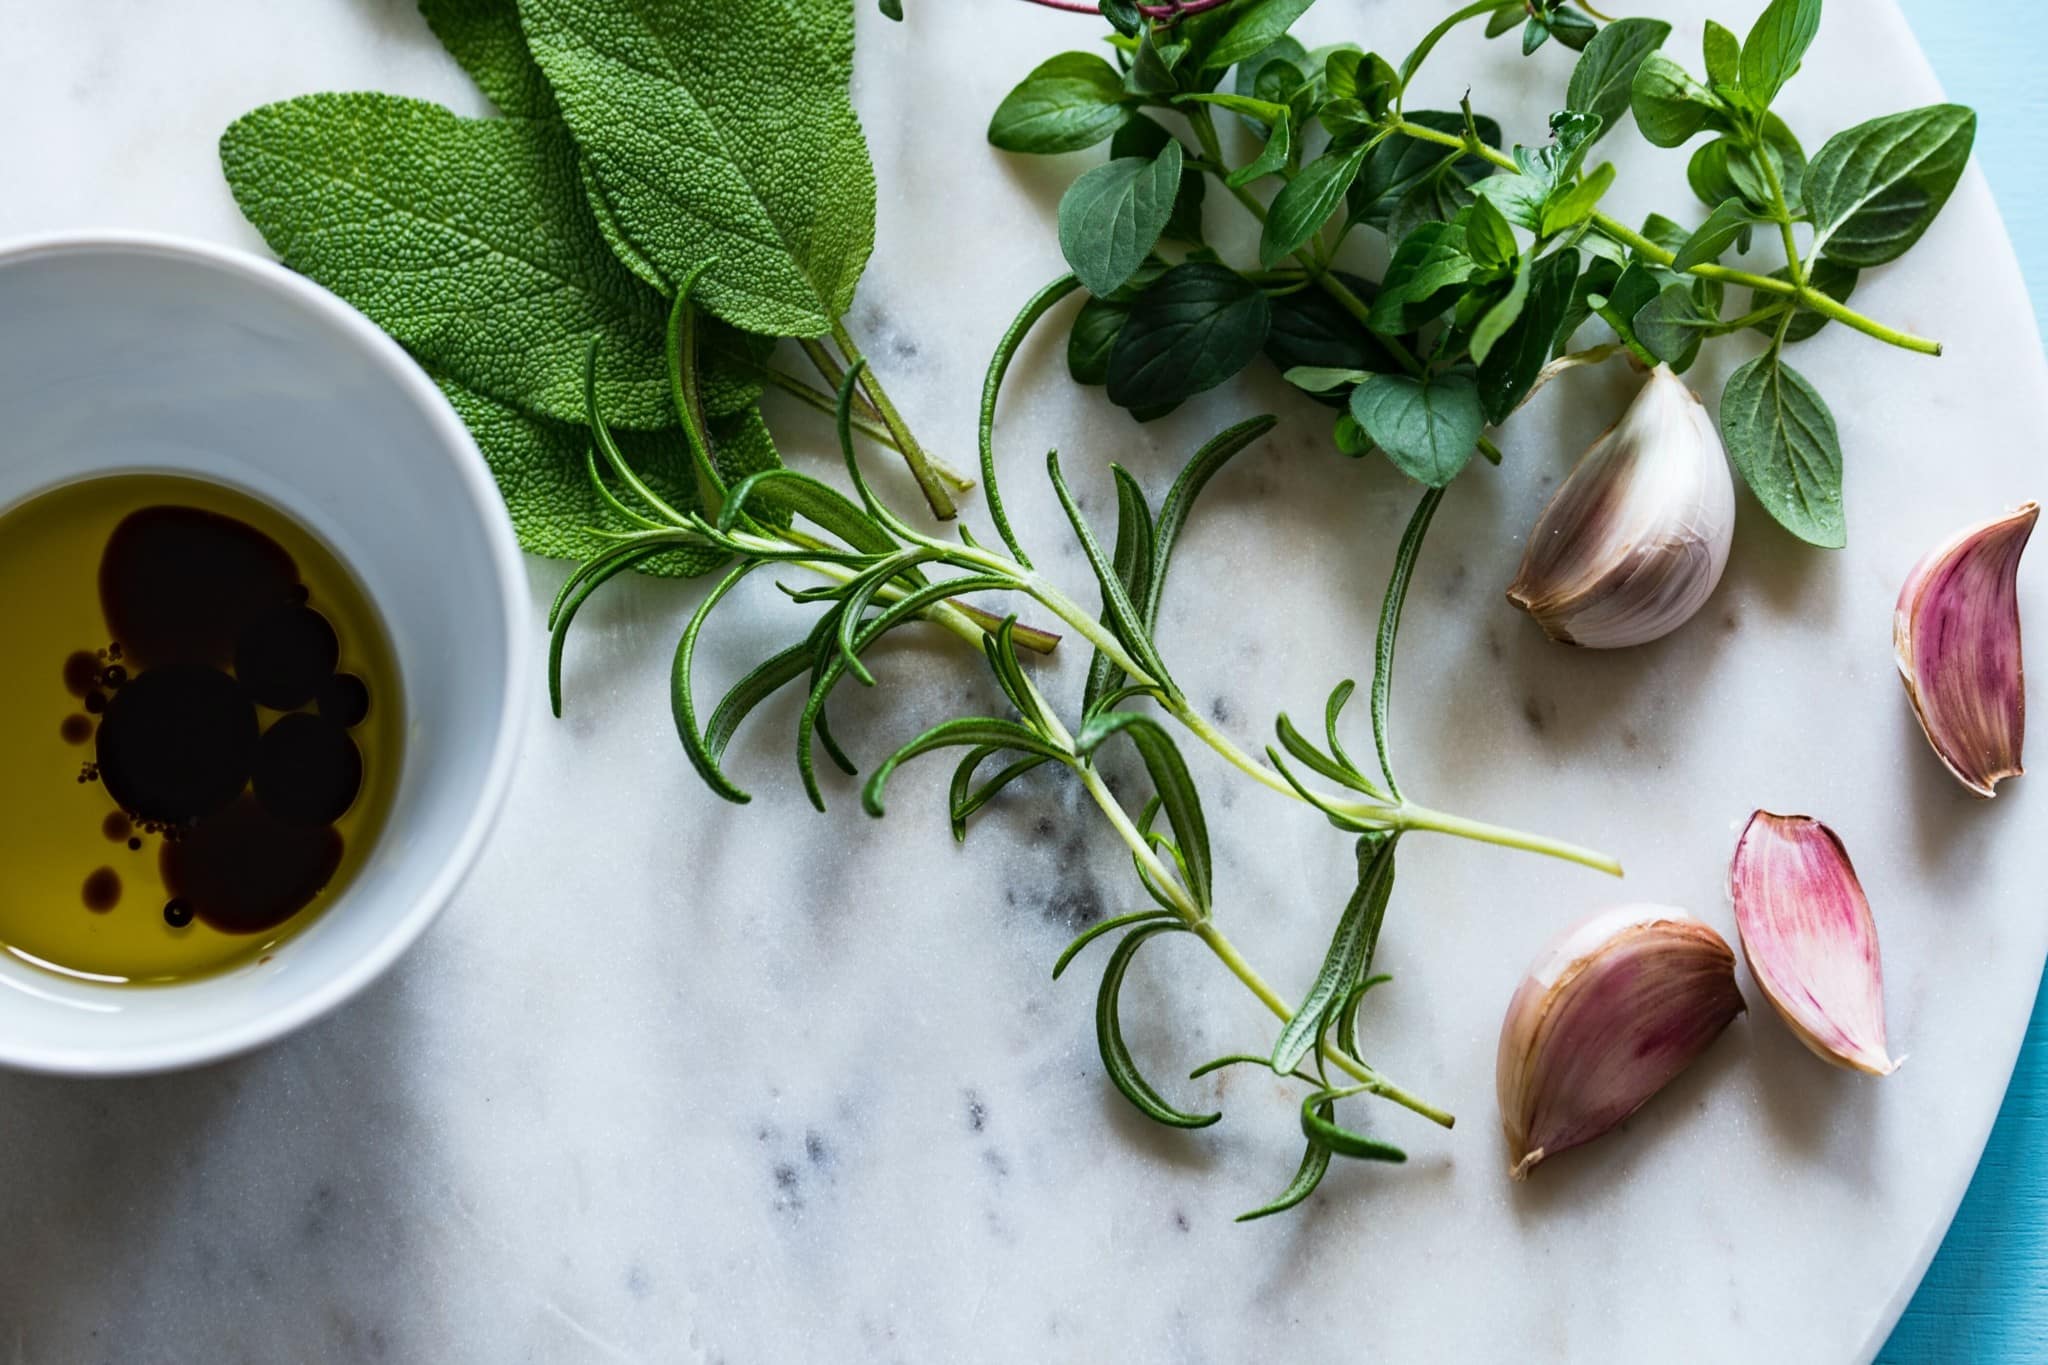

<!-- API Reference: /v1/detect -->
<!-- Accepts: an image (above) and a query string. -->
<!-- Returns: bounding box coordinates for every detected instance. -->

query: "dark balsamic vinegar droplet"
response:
[234,606,339,709]
[83,867,121,912]
[94,667,258,824]
[163,899,194,929]
[63,651,100,697]
[160,796,341,933]
[60,715,93,745]
[316,673,371,729]
[99,505,300,669]
[253,713,362,826]
[102,811,131,842]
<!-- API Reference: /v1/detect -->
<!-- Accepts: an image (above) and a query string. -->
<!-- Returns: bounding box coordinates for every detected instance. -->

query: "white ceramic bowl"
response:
[0,232,530,1074]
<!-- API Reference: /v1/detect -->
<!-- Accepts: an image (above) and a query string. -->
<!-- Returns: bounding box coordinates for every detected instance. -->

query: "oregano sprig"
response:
[986,0,1971,544]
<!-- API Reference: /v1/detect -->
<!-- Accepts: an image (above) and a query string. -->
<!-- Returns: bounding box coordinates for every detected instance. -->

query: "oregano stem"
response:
[1384,118,1944,356]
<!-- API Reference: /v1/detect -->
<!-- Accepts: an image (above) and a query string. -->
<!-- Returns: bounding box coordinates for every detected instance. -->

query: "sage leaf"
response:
[221,93,673,427]
[988,52,1135,154]
[1806,105,1976,267]
[519,0,875,336]
[1260,141,1370,269]
[442,379,773,573]
[1349,372,1485,486]
[1565,17,1671,147]
[1059,141,1185,298]
[1738,0,1822,111]
[1721,353,1845,548]
[1106,264,1271,410]
[1671,197,1755,270]
[420,0,558,119]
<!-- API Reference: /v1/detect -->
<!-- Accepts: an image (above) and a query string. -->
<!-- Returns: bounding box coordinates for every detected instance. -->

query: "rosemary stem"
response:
[829,320,962,517]
[1174,701,1622,876]
[1385,801,1625,877]
[1044,683,1448,1125]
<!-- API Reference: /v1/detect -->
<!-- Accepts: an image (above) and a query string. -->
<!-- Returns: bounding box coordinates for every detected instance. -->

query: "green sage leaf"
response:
[518,0,874,335]
[221,94,673,427]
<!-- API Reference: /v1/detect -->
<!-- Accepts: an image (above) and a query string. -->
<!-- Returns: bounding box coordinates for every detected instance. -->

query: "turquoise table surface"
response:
[1884,5,2048,1360]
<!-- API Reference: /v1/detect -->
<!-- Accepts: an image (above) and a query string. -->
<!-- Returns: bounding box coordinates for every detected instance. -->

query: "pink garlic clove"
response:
[1497,904,1745,1179]
[1894,502,2036,797]
[1730,811,1897,1076]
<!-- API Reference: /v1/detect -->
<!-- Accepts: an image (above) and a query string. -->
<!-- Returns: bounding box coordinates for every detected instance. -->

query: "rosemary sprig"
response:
[549,272,1619,1216]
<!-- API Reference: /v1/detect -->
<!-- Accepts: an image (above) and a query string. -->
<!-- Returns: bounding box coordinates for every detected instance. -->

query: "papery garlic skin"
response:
[1497,904,1744,1179]
[1731,811,1898,1076]
[1894,502,2037,797]
[1507,364,1736,648]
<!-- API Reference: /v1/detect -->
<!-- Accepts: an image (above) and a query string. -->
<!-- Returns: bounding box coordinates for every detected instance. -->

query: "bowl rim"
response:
[0,228,533,1076]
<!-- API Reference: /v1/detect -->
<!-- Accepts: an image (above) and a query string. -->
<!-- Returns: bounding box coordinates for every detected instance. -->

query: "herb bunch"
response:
[220,0,970,580]
[548,268,1618,1217]
[989,0,1974,547]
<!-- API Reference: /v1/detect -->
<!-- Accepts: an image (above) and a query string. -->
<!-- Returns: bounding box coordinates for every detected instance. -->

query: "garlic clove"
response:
[1894,502,2037,797]
[1497,904,1744,1179]
[1507,364,1736,649]
[1730,811,1897,1076]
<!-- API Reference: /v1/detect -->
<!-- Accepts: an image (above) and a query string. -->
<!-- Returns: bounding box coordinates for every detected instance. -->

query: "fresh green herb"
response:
[531,265,1617,1214]
[988,0,1968,543]
[224,0,970,535]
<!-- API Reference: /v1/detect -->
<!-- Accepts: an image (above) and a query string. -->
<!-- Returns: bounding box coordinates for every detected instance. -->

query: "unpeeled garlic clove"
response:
[1894,502,2037,797]
[1497,904,1744,1179]
[1730,811,1898,1076]
[1507,364,1736,648]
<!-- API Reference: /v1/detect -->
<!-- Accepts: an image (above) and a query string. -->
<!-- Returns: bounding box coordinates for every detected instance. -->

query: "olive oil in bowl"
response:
[0,475,402,984]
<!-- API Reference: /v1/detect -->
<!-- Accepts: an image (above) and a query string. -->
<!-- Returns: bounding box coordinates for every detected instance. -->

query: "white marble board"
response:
[0,1,2043,1361]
